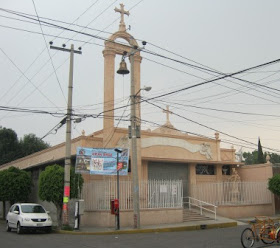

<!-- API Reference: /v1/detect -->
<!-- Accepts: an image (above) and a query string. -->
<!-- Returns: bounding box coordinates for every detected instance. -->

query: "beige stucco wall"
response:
[141,133,219,162]
[217,204,274,219]
[0,127,242,227]
[196,175,218,184]
[0,135,103,171]
[221,148,236,162]
[81,209,183,227]
[0,128,237,175]
[238,163,273,182]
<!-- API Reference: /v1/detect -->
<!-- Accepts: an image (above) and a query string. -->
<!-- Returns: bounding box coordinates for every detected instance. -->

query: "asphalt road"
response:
[1,221,279,248]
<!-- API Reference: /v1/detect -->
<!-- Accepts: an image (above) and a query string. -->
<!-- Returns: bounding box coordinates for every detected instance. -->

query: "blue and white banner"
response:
[75,147,129,175]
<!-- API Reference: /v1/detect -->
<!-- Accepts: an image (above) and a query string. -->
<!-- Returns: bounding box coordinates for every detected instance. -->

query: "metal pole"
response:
[116,153,120,230]
[130,53,140,229]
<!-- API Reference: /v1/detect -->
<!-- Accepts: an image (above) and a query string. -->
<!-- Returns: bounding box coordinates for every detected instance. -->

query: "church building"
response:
[0,4,274,228]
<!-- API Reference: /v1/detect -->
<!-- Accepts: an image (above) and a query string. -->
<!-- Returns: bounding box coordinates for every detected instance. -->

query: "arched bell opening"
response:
[102,30,142,148]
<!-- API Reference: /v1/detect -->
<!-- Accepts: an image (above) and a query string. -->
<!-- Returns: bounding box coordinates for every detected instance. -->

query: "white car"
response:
[6,203,52,234]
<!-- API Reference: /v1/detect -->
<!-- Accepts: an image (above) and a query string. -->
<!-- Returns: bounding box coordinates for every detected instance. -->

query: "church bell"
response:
[117,59,130,75]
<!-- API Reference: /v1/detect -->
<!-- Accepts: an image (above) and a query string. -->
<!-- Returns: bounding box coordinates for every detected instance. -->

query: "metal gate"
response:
[148,162,189,198]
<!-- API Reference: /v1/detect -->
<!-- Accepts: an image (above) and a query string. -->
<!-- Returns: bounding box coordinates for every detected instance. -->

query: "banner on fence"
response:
[75,147,129,175]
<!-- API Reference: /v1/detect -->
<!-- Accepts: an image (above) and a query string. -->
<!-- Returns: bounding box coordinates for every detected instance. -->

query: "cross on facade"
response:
[114,3,130,31]
[163,105,172,124]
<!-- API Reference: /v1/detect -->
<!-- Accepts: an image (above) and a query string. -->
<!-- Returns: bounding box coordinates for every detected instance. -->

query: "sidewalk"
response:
[58,216,240,235]
[0,216,242,235]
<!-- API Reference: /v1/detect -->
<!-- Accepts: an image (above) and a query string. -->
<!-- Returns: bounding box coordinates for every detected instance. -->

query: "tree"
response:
[0,127,20,165]
[0,126,50,166]
[38,164,83,227]
[265,152,280,164]
[19,133,49,157]
[268,174,280,196]
[0,167,32,218]
[0,170,6,219]
[243,150,280,165]
[243,151,258,165]
[257,137,265,164]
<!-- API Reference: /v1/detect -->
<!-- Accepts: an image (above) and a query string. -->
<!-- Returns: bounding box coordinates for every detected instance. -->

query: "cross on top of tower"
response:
[114,3,130,32]
[163,105,172,124]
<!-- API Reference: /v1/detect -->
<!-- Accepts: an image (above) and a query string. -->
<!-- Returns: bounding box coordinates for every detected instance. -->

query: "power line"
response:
[0,6,114,36]
[148,99,280,134]
[32,0,67,103]
[95,55,280,124]
[143,56,280,105]
[144,42,280,94]
[0,23,105,47]
[144,57,280,103]
[103,97,130,148]
[140,118,262,152]
[5,5,280,104]
[143,99,280,153]
[2,101,279,154]
[0,48,60,108]
[0,2,124,117]
[41,116,66,140]
[0,1,115,117]
[3,6,280,100]
[151,98,280,118]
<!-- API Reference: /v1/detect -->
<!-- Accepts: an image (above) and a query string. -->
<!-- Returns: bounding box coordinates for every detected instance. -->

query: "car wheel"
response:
[6,222,11,232]
[17,222,22,234]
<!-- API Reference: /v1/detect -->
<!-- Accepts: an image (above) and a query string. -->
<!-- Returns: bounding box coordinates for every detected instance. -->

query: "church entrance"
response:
[148,162,189,199]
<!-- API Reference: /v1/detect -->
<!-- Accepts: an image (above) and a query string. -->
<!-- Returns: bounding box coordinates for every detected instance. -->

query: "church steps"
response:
[183,209,213,222]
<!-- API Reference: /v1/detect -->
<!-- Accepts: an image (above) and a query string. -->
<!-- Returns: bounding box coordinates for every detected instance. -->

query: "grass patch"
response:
[61,225,74,231]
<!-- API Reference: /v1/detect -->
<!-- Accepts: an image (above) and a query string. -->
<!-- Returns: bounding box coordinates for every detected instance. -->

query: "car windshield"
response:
[21,205,46,213]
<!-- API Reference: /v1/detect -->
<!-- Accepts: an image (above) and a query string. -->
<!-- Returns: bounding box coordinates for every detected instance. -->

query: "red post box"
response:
[110,199,119,215]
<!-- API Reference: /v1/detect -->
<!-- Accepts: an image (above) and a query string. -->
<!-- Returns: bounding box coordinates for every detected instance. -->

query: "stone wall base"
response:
[217,204,274,219]
[81,208,183,227]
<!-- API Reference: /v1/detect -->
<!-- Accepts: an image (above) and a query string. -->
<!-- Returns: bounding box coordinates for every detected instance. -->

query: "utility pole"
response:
[129,52,140,229]
[50,43,82,227]
[117,42,150,229]
[117,48,140,228]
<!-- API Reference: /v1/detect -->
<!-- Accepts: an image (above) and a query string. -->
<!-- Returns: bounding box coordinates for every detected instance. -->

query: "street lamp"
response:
[117,47,151,229]
[135,86,152,96]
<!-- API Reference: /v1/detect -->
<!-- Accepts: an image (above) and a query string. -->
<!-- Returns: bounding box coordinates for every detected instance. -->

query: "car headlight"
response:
[24,218,31,221]
[48,217,52,221]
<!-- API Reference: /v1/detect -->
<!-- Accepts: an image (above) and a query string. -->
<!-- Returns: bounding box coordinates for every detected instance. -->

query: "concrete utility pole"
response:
[129,52,141,229]
[117,43,150,229]
[50,43,82,226]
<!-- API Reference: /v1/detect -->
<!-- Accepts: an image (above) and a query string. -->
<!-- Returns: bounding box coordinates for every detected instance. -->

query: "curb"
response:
[55,221,237,235]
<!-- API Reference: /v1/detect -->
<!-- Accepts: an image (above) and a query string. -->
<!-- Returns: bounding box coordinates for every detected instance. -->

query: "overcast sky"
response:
[1,0,280,154]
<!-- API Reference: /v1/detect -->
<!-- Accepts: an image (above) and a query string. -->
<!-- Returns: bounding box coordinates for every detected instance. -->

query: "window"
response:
[196,164,215,175]
[11,205,20,213]
[9,205,16,213]
[21,205,46,213]
[222,165,231,175]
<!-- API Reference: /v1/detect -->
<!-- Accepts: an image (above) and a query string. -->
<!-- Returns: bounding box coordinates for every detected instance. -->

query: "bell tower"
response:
[102,4,142,147]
